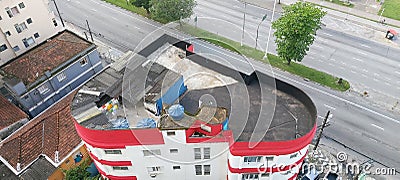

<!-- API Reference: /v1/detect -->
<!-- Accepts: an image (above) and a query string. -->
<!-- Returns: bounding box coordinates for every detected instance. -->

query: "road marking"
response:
[395,71,400,75]
[309,57,315,60]
[371,123,385,131]
[91,9,97,12]
[351,70,356,74]
[330,58,336,62]
[361,74,368,78]
[328,63,334,66]
[385,82,391,86]
[358,51,367,55]
[362,69,368,73]
[373,73,380,77]
[88,0,400,126]
[350,65,356,69]
[360,44,371,48]
[373,78,379,82]
[340,62,346,65]
[352,57,364,62]
[323,32,333,37]
[324,104,336,110]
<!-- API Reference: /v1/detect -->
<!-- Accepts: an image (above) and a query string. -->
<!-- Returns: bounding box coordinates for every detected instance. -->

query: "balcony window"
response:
[244,156,262,163]
[104,149,122,154]
[15,23,28,33]
[6,7,20,18]
[195,165,210,176]
[80,57,88,66]
[5,31,11,36]
[204,165,210,175]
[26,18,32,24]
[195,165,202,175]
[203,147,210,159]
[194,148,201,160]
[173,166,181,170]
[169,149,178,153]
[34,32,40,39]
[13,46,20,52]
[143,149,161,156]
[22,37,34,48]
[18,2,25,9]
[113,166,128,170]
[242,173,259,180]
[38,84,49,95]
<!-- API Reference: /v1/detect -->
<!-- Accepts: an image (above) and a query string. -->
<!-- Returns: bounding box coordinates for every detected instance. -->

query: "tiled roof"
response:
[0,95,28,130]
[0,93,81,172]
[1,31,92,86]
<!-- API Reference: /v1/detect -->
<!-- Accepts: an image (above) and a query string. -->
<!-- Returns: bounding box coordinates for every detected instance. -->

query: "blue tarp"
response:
[87,162,99,177]
[136,118,157,128]
[168,104,185,120]
[110,118,129,129]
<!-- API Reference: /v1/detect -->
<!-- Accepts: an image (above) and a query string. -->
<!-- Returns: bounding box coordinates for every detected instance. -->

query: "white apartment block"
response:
[0,0,63,65]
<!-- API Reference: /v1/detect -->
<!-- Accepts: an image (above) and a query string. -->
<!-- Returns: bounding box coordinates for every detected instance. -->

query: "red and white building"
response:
[71,34,317,180]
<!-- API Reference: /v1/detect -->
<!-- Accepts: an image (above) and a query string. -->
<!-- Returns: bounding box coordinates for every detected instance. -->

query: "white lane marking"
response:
[88,0,400,126]
[373,73,380,77]
[351,70,356,74]
[361,74,368,78]
[324,104,336,110]
[395,71,400,75]
[362,69,368,73]
[385,82,391,86]
[340,62,346,65]
[323,32,333,37]
[328,63,334,66]
[331,58,336,62]
[360,44,371,48]
[373,78,379,82]
[352,57,364,62]
[91,9,97,12]
[358,51,367,55]
[371,123,385,131]
[111,17,120,22]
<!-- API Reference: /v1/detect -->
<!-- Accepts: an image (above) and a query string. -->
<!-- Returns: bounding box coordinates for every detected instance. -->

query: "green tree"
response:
[132,0,152,14]
[63,159,91,180]
[272,2,326,65]
[151,0,197,23]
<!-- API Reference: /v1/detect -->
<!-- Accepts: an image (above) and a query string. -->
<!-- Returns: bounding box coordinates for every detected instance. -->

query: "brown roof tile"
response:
[1,31,92,86]
[0,95,28,130]
[0,93,81,172]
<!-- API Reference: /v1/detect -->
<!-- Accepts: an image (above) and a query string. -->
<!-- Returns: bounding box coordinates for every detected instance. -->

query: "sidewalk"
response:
[243,0,400,40]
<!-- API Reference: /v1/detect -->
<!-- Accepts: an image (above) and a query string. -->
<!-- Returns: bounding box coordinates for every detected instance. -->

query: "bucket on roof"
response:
[136,118,156,128]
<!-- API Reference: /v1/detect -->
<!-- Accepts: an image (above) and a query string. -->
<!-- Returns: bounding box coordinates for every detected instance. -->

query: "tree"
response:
[272,2,326,65]
[132,0,151,14]
[63,159,91,180]
[151,0,197,23]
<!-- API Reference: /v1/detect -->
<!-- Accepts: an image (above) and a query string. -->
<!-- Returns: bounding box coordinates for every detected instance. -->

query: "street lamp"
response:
[255,14,268,49]
[264,0,278,59]
[52,0,65,27]
[241,2,247,46]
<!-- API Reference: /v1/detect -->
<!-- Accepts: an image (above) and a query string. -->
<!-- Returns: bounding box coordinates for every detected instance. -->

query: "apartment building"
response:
[0,0,62,65]
[71,34,318,180]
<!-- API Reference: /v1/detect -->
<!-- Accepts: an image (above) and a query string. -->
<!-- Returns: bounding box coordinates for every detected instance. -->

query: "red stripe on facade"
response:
[89,151,132,166]
[288,173,299,180]
[93,162,137,180]
[228,152,307,173]
[74,122,164,148]
[229,125,316,156]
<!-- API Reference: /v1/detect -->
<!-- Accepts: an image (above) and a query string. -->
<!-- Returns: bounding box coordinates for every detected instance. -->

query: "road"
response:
[51,0,400,174]
[192,0,400,101]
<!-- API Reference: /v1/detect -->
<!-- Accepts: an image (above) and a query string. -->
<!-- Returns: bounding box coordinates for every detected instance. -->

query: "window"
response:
[194,148,201,160]
[5,31,11,36]
[13,46,20,52]
[143,149,161,156]
[173,166,180,170]
[169,149,178,153]
[56,72,66,82]
[18,2,25,9]
[6,7,20,18]
[112,166,128,170]
[104,149,122,154]
[34,32,40,39]
[266,157,274,162]
[195,165,202,175]
[0,44,7,52]
[204,165,210,175]
[147,166,161,172]
[203,147,210,159]
[26,18,32,24]
[195,165,210,176]
[38,84,49,95]
[0,16,2,20]
[22,37,34,48]
[244,156,262,163]
[52,18,58,27]
[290,153,298,159]
[15,22,27,33]
[167,131,175,136]
[261,173,270,177]
[80,57,88,66]
[242,173,259,180]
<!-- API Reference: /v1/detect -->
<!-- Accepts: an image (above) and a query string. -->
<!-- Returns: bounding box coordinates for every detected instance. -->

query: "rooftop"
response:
[0,95,28,130]
[0,30,93,86]
[71,34,316,142]
[0,93,82,172]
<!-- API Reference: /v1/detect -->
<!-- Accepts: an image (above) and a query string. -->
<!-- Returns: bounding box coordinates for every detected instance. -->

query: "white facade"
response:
[0,0,62,65]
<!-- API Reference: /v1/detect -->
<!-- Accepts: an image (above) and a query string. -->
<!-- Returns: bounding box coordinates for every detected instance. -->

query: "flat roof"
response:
[71,34,316,142]
[1,30,93,86]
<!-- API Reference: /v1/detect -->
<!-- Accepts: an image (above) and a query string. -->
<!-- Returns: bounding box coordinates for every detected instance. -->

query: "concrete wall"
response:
[0,0,63,65]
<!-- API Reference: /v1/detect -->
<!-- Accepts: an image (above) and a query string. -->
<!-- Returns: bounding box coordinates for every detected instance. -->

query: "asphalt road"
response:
[192,0,400,100]
[51,0,400,174]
